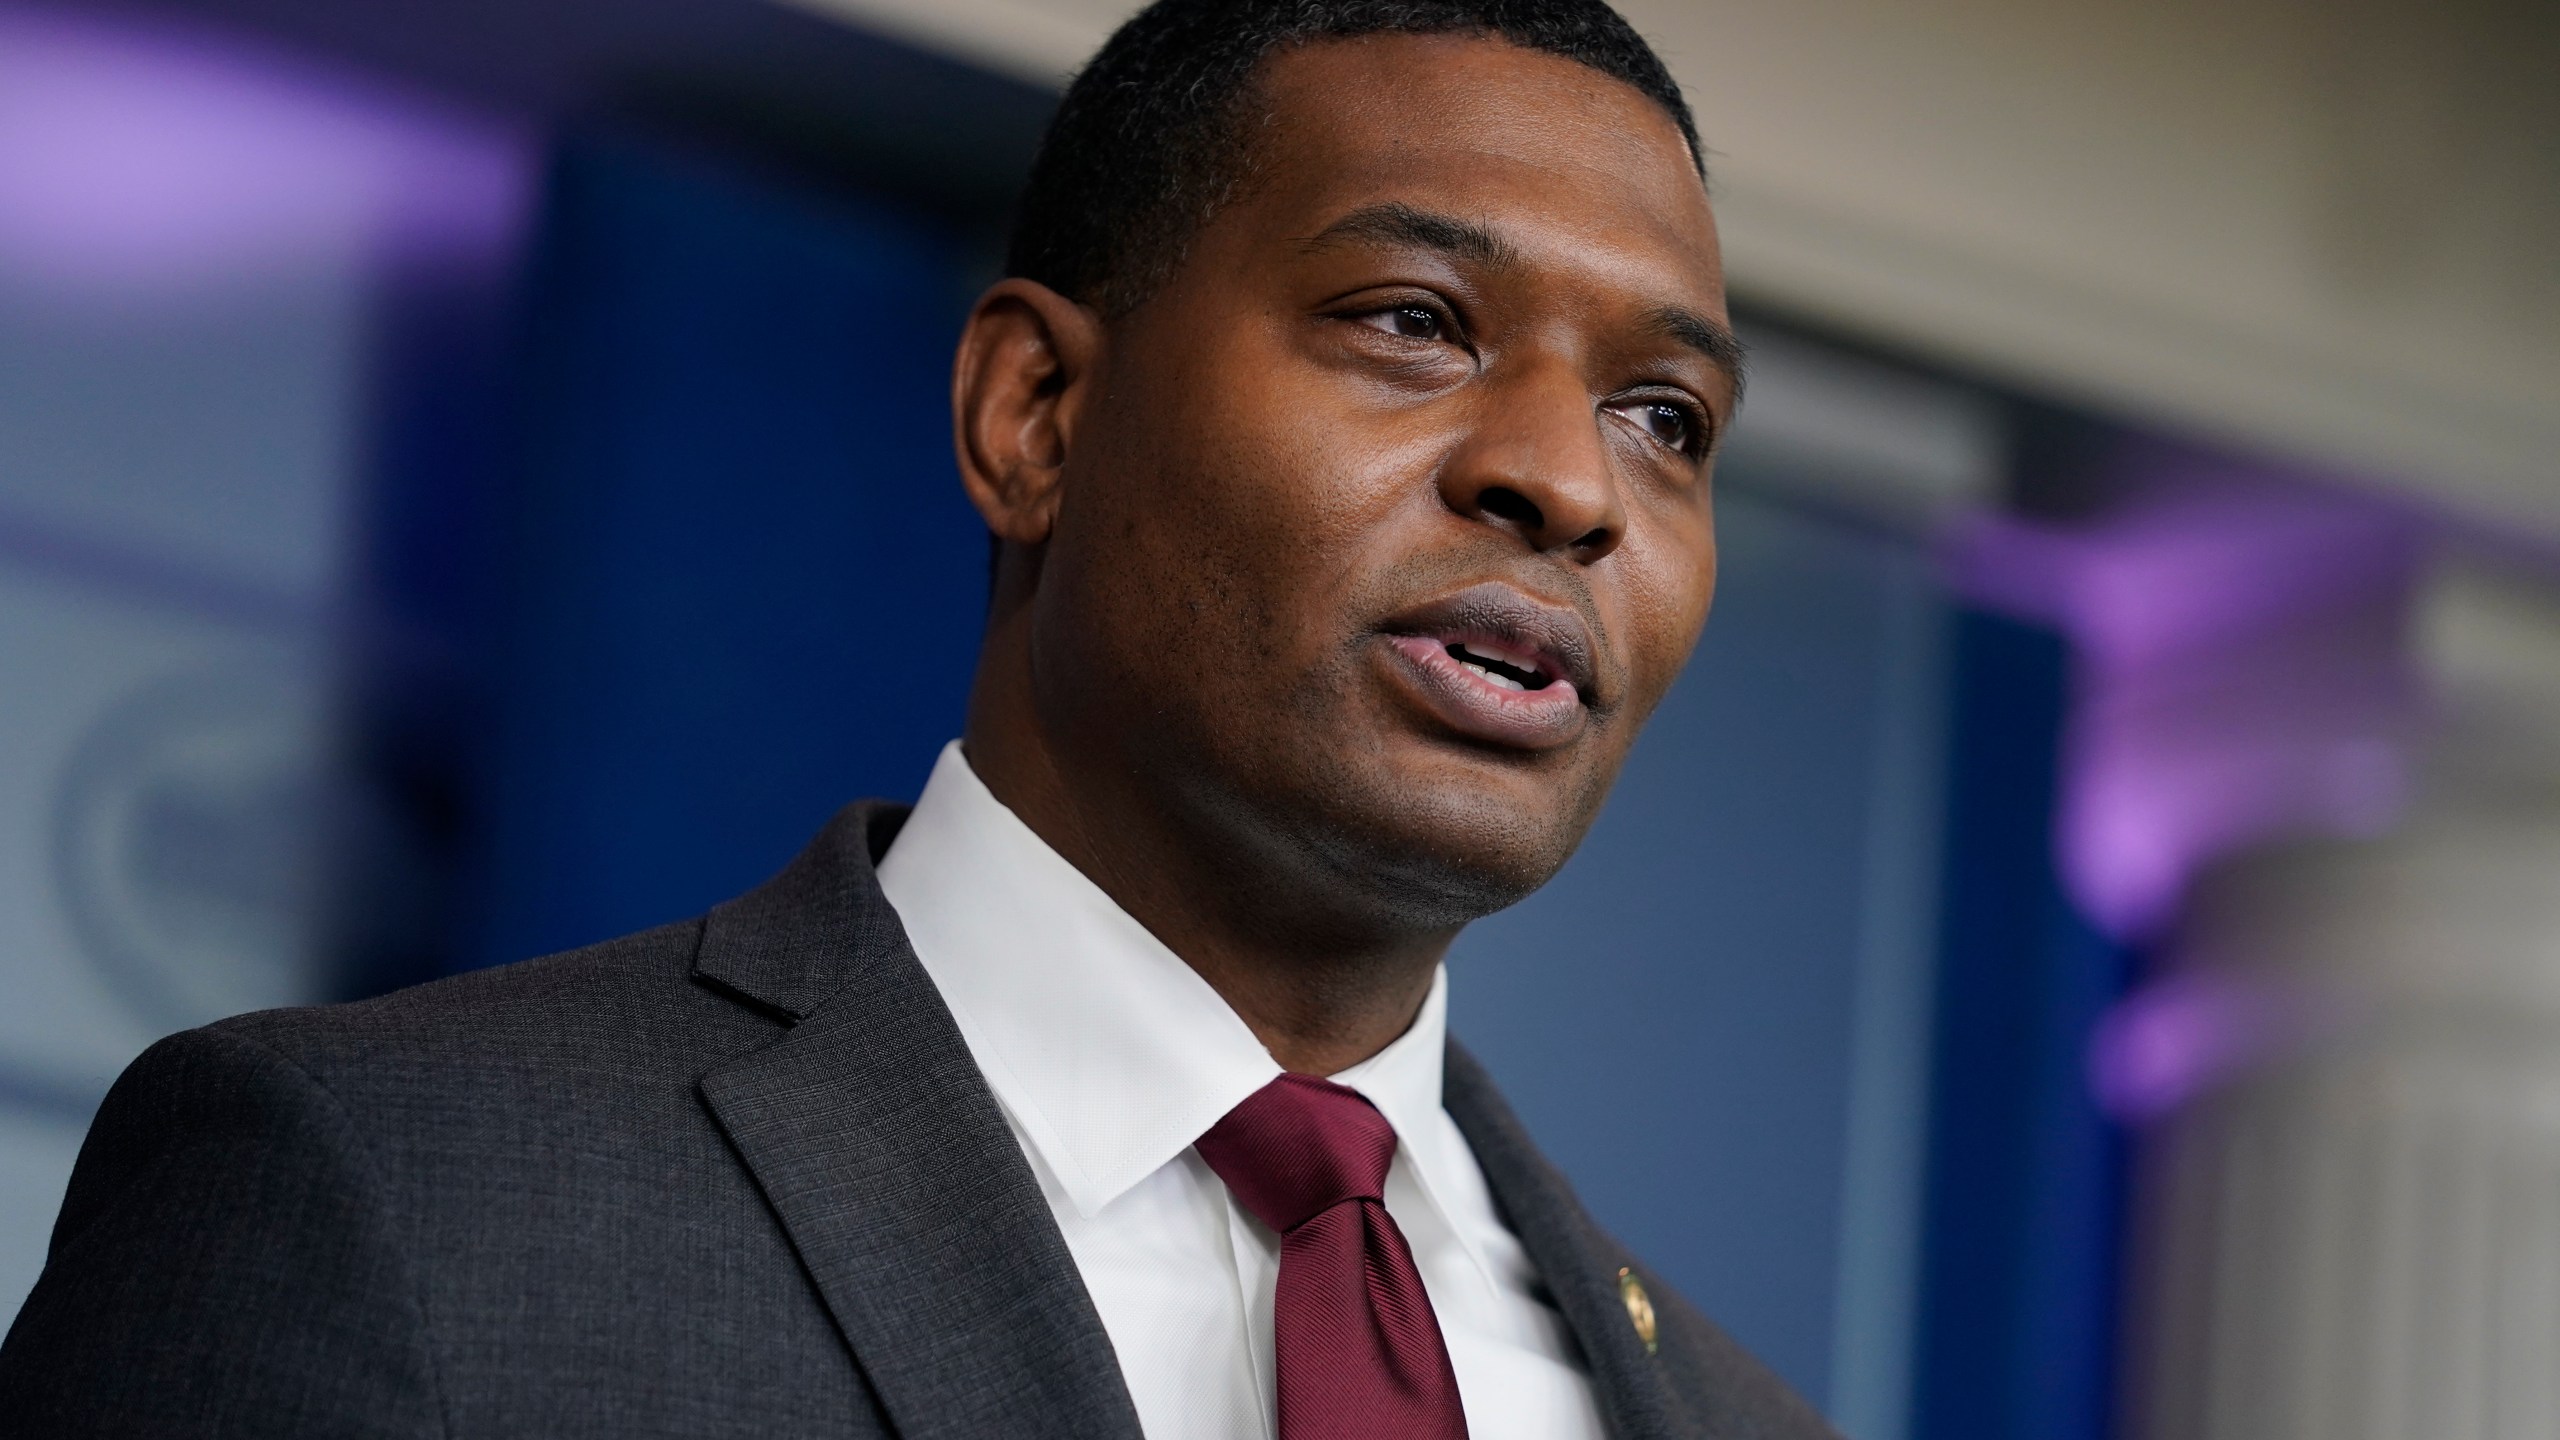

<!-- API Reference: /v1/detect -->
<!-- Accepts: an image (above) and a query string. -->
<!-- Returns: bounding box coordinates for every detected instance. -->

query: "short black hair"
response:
[1006,0,1703,317]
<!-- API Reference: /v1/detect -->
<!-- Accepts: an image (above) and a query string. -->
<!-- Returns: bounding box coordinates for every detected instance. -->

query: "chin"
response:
[1285,740,1610,930]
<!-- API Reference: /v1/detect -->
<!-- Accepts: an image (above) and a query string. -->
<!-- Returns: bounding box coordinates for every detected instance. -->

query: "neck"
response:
[962,613,1454,1077]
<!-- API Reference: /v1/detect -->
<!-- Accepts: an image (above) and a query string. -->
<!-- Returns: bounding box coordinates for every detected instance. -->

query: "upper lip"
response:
[1379,582,1601,704]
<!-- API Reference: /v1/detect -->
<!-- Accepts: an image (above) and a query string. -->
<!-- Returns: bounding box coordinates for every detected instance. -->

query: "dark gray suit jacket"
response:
[0,803,1833,1438]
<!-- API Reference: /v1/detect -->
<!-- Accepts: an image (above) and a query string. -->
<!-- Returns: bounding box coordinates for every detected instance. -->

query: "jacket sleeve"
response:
[0,1026,446,1438]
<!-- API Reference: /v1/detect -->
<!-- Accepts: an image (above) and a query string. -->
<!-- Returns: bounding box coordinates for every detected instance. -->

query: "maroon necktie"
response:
[1194,1074,1469,1440]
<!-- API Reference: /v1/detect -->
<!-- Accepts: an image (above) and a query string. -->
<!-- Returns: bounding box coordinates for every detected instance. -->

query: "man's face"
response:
[1031,33,1731,921]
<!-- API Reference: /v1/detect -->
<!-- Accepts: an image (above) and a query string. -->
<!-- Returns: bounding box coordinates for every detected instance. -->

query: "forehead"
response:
[1236,32,1723,307]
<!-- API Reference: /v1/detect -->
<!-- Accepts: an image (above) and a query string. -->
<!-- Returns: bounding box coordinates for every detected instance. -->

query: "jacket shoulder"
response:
[209,916,769,1081]
[0,1025,446,1436]
[9,814,919,1437]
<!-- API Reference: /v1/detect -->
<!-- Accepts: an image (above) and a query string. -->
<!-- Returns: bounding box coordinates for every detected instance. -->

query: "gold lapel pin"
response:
[1616,1267,1658,1355]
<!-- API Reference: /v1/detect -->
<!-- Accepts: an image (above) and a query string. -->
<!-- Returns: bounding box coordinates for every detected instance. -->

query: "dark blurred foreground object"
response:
[0,806,1832,1439]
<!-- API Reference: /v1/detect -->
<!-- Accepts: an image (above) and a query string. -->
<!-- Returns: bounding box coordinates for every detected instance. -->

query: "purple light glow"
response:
[0,3,530,298]
[1947,444,2425,944]
[1948,446,2420,673]
[2087,970,2346,1121]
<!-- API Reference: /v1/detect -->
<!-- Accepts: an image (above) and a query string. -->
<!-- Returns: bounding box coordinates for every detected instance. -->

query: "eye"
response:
[1355,305,1450,342]
[1611,399,1704,457]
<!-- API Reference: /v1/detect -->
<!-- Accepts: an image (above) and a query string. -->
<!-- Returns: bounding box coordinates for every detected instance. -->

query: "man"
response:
[0,1,1833,1435]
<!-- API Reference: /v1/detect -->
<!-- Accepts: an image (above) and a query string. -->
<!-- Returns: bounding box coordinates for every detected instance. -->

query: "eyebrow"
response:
[1302,201,1521,271]
[1302,201,1748,399]
[1651,307,1749,402]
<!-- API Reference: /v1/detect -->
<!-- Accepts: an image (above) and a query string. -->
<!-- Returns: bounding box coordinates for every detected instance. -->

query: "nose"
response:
[1435,360,1625,563]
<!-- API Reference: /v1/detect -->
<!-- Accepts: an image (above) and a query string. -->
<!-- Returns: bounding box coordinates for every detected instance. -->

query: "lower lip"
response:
[1380,635,1586,751]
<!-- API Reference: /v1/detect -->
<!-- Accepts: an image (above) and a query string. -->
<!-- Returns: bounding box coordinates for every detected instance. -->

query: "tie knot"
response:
[1194,1074,1398,1234]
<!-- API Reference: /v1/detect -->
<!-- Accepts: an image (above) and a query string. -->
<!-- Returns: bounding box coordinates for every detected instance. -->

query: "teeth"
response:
[1458,658,1526,692]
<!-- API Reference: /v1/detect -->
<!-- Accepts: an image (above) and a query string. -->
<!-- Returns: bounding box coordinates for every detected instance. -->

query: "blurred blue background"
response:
[3,3,2555,1437]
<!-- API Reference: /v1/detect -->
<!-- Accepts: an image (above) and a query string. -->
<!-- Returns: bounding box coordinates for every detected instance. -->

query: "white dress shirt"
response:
[875,742,1606,1440]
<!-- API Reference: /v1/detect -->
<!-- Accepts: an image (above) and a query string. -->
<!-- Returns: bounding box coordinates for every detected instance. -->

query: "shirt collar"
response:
[1328,969,1449,1172]
[876,742,1452,1220]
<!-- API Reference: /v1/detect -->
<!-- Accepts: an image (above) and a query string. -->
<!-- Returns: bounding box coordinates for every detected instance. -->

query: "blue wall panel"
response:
[472,142,987,967]
[1910,612,2129,1440]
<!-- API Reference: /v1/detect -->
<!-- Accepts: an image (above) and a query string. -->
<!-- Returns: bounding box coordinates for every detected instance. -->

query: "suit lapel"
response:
[695,804,1143,1440]
[1443,1041,1687,1440]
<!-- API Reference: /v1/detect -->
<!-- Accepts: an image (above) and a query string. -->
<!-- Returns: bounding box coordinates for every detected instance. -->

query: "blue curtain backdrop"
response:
[462,141,988,970]
[1909,612,2131,1440]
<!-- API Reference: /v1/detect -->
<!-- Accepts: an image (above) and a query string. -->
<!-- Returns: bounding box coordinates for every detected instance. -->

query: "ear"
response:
[950,278,1104,548]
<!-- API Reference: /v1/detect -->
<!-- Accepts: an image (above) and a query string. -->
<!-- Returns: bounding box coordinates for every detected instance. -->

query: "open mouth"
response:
[1375,583,1600,751]
[1442,637,1560,693]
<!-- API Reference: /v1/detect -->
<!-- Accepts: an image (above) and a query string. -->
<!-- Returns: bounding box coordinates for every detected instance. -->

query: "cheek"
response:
[1612,507,1719,716]
[1136,367,1435,623]
[1055,369,1419,698]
